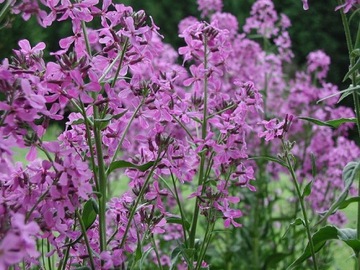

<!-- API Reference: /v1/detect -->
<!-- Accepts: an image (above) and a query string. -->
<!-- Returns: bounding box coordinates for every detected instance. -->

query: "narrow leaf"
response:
[94,114,113,123]
[249,155,288,168]
[139,247,154,270]
[299,117,357,129]
[338,197,360,210]
[282,218,305,239]
[170,246,183,270]
[338,90,354,103]
[112,110,128,120]
[310,153,317,178]
[302,180,313,198]
[135,237,142,261]
[166,217,191,231]
[288,226,360,269]
[343,57,360,82]
[107,160,155,175]
[316,161,360,224]
[71,119,85,125]
[265,253,290,269]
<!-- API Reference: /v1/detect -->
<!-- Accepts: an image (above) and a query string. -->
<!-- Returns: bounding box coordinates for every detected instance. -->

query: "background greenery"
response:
[0,0,351,88]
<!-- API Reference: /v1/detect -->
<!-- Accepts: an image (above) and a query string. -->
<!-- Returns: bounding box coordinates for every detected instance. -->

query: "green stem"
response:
[93,106,107,253]
[283,142,318,270]
[47,240,53,270]
[107,95,146,172]
[111,38,129,88]
[338,5,360,269]
[79,101,99,191]
[151,234,164,270]
[0,0,14,24]
[98,39,129,84]
[41,239,46,269]
[170,173,188,246]
[171,115,195,141]
[75,209,96,270]
[57,240,70,270]
[81,21,92,57]
[195,217,215,270]
[189,33,209,251]
[119,154,161,249]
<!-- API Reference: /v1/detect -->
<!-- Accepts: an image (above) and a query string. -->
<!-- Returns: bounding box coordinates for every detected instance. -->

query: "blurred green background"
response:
[0,0,351,89]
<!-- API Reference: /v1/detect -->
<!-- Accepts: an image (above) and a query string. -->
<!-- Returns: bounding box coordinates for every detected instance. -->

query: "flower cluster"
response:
[0,0,358,268]
[0,0,264,268]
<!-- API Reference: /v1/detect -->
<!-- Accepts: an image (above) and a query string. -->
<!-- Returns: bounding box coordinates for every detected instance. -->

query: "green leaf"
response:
[317,85,360,103]
[302,180,313,198]
[170,246,182,270]
[249,155,288,168]
[310,153,317,178]
[338,196,360,210]
[112,110,128,120]
[288,226,360,269]
[82,198,98,230]
[139,247,154,270]
[170,244,195,270]
[135,237,142,261]
[265,253,290,269]
[107,160,155,175]
[282,218,305,239]
[166,217,191,231]
[316,161,360,225]
[299,117,357,129]
[338,89,354,103]
[94,111,128,130]
[94,114,113,123]
[343,57,360,82]
[74,267,91,270]
[71,118,85,125]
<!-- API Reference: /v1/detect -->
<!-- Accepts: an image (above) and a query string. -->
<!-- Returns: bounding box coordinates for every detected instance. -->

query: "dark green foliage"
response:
[0,0,351,90]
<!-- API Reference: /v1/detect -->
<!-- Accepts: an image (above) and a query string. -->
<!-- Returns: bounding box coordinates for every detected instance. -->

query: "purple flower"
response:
[145,181,169,212]
[307,50,331,80]
[197,0,223,17]
[302,0,309,10]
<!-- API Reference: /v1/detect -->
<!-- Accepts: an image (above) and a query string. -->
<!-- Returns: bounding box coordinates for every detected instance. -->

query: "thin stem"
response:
[57,238,70,270]
[98,39,128,84]
[195,217,213,270]
[59,223,77,270]
[75,209,96,270]
[283,142,318,270]
[171,115,195,141]
[106,224,119,246]
[0,0,14,24]
[81,21,92,58]
[111,38,129,88]
[170,172,188,246]
[93,106,107,253]
[338,5,360,269]
[79,101,99,191]
[189,34,209,251]
[41,239,46,269]
[151,234,164,270]
[119,153,161,248]
[47,240,53,270]
[107,95,146,171]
